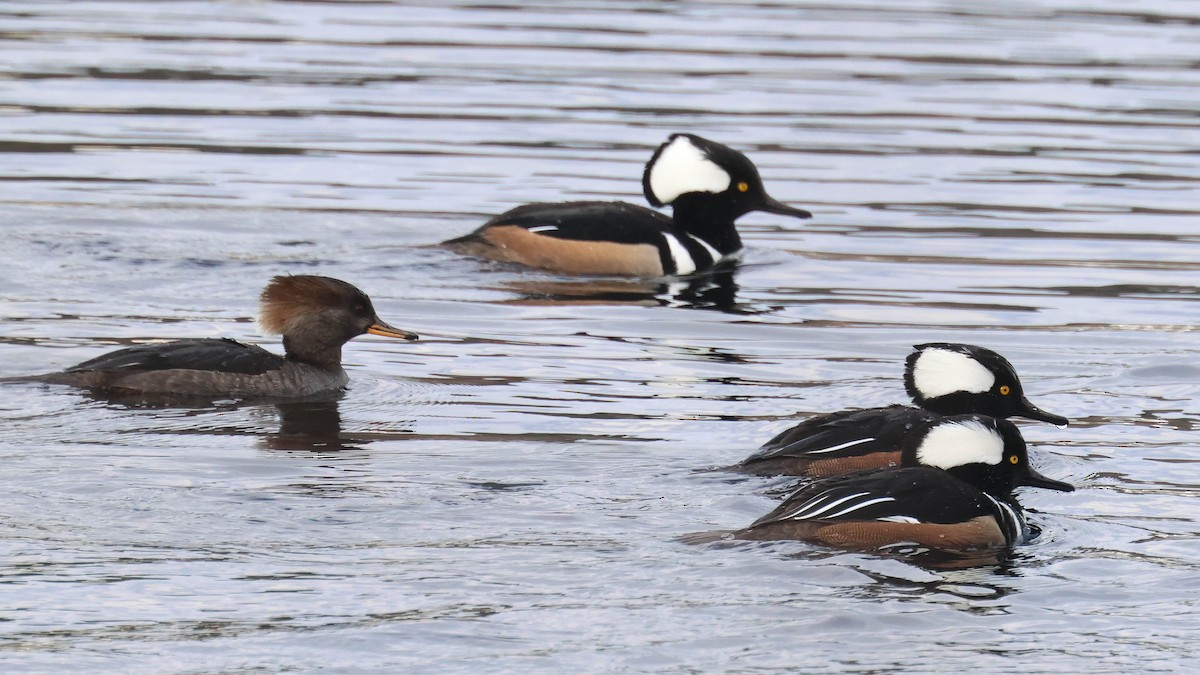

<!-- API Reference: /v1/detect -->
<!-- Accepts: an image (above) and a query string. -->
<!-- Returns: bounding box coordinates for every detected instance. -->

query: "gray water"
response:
[1,1,1198,672]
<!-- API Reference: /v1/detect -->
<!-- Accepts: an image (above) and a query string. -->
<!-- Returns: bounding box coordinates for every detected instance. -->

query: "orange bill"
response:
[367,319,418,341]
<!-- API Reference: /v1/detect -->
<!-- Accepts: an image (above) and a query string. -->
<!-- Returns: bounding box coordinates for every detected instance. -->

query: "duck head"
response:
[642,134,812,222]
[259,275,417,370]
[904,414,1075,496]
[904,342,1068,426]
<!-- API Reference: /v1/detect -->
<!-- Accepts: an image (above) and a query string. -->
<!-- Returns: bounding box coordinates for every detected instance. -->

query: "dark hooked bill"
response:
[757,195,812,219]
[1019,465,1075,493]
[1019,397,1069,426]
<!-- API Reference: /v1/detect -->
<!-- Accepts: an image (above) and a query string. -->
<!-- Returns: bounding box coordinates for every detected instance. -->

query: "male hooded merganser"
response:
[28,275,417,398]
[443,133,812,277]
[738,415,1075,551]
[739,343,1069,477]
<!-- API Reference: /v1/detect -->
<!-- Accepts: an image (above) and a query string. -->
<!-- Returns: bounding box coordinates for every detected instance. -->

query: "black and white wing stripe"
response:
[982,493,1027,544]
[762,488,898,523]
[744,405,934,465]
[750,467,998,530]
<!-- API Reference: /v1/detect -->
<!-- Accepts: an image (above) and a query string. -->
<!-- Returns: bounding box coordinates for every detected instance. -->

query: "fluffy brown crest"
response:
[258,275,364,334]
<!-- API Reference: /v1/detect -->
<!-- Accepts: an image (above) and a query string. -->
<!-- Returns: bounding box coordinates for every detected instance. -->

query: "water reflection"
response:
[501,270,756,313]
[2,0,1197,667]
[691,533,1027,575]
[849,552,1025,603]
[265,398,358,452]
[69,388,373,453]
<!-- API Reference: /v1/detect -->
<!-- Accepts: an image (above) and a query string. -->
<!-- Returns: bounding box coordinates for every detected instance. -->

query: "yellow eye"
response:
[737,182,749,193]
[999,385,1011,395]
[1009,455,1019,465]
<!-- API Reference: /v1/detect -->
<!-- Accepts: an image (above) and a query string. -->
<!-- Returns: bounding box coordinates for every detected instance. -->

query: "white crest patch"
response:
[912,347,995,398]
[915,418,1005,470]
[662,233,697,275]
[647,136,732,205]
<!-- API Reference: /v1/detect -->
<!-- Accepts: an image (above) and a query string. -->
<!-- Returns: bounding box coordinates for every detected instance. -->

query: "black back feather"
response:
[454,200,678,245]
[64,338,285,376]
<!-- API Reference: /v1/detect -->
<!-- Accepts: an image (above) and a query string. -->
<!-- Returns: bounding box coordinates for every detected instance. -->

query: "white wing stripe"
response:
[784,491,872,521]
[526,225,558,233]
[825,496,897,519]
[803,437,875,455]
[777,491,835,520]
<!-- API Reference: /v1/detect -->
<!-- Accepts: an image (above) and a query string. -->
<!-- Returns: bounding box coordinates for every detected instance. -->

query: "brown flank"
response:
[803,450,903,478]
[447,226,664,276]
[744,515,1007,552]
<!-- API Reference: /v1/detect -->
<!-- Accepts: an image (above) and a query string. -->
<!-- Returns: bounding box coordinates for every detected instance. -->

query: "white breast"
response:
[662,233,697,275]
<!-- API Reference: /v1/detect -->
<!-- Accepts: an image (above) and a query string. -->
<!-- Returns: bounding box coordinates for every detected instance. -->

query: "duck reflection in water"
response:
[264,396,419,454]
[501,269,755,313]
[266,396,356,452]
[64,388,401,455]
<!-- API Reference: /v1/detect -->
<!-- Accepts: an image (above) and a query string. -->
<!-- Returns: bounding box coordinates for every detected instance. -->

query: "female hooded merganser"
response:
[443,133,812,277]
[738,415,1075,552]
[739,343,1069,477]
[29,275,417,398]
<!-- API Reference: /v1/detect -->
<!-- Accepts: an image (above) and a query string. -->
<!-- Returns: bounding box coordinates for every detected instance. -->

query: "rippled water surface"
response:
[1,1,1198,671]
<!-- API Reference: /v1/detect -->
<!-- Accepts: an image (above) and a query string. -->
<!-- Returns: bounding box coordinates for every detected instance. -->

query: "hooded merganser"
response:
[28,275,417,398]
[739,343,1069,477]
[442,133,812,277]
[738,415,1075,552]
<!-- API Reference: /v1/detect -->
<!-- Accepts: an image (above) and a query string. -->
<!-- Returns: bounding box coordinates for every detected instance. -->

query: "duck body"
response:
[739,343,1069,478]
[444,200,730,277]
[738,415,1074,552]
[36,338,348,398]
[740,404,935,477]
[443,134,810,277]
[27,275,417,398]
[742,466,1026,550]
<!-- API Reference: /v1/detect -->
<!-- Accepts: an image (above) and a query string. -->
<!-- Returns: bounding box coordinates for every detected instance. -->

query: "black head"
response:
[259,275,417,368]
[641,134,812,221]
[903,343,1068,426]
[903,414,1075,496]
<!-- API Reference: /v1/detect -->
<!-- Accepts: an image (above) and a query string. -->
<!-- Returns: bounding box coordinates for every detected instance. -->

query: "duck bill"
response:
[367,319,419,341]
[757,195,812,220]
[1018,397,1069,426]
[1019,466,1075,493]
